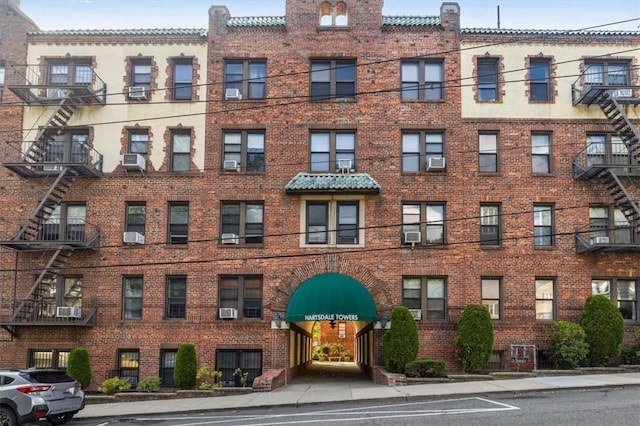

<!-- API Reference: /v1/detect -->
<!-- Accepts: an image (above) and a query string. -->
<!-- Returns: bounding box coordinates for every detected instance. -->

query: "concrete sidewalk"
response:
[75,367,640,420]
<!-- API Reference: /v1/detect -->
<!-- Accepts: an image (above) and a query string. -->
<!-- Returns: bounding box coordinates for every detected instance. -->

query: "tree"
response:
[580,294,624,366]
[455,304,494,373]
[174,343,197,389]
[382,306,419,373]
[546,321,589,369]
[67,348,92,389]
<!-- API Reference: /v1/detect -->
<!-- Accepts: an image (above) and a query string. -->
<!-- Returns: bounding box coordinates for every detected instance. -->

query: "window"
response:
[37,276,82,319]
[402,131,444,172]
[219,276,263,319]
[481,278,501,319]
[584,60,630,87]
[125,202,146,236]
[533,205,553,246]
[319,1,348,26]
[160,350,177,386]
[531,133,551,174]
[586,134,629,167]
[224,60,266,99]
[47,58,92,86]
[310,131,355,172]
[402,203,445,245]
[170,130,191,171]
[589,205,633,244]
[123,276,143,320]
[304,199,362,245]
[338,322,347,339]
[0,64,4,101]
[172,58,193,100]
[311,60,355,100]
[477,58,499,101]
[128,130,149,160]
[216,350,262,387]
[480,204,501,245]
[166,276,186,319]
[29,350,70,369]
[40,204,86,242]
[479,133,498,173]
[401,60,444,100]
[535,278,555,320]
[529,58,551,101]
[168,202,189,244]
[223,131,265,172]
[43,129,89,165]
[117,350,140,387]
[593,279,638,320]
[130,58,151,94]
[402,277,447,320]
[220,202,264,245]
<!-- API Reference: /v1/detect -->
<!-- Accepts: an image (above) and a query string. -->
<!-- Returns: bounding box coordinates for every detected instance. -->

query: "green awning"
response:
[285,273,378,322]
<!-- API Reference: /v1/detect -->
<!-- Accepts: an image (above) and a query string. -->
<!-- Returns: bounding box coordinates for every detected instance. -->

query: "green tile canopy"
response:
[285,273,378,322]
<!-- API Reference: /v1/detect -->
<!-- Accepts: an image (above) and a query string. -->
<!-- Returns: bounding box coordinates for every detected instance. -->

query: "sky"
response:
[19,0,640,32]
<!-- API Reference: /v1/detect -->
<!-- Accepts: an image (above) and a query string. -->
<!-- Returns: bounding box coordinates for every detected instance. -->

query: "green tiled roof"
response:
[382,16,440,26]
[228,16,285,27]
[461,28,640,36]
[28,28,208,36]
[285,173,380,194]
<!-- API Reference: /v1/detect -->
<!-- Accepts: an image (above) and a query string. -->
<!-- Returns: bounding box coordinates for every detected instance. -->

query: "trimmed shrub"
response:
[546,321,589,369]
[580,295,624,366]
[405,359,446,378]
[620,346,640,365]
[97,377,131,395]
[196,366,223,390]
[67,347,92,389]
[136,376,162,392]
[382,306,419,373]
[174,343,197,389]
[455,304,494,373]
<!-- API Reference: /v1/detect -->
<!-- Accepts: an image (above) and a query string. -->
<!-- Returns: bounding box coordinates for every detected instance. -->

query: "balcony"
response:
[0,219,101,251]
[573,141,640,179]
[0,303,97,331]
[575,226,640,253]
[6,63,107,105]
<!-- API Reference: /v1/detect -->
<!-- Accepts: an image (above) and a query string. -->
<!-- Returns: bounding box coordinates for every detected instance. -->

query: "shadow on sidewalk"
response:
[293,361,371,383]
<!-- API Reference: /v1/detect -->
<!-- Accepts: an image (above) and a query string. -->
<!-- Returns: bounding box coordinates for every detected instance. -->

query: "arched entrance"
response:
[283,273,380,380]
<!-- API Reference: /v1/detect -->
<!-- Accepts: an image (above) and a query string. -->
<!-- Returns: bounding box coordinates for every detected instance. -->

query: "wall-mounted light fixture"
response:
[274,312,283,329]
[380,313,389,329]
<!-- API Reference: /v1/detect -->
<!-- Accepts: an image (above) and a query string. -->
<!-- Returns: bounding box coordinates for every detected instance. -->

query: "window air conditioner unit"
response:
[121,153,146,171]
[408,309,422,321]
[128,86,148,99]
[56,306,82,318]
[46,88,70,99]
[427,157,446,171]
[223,159,239,171]
[404,231,421,244]
[219,308,238,319]
[123,231,145,245]
[590,236,610,245]
[221,233,239,244]
[337,159,353,173]
[225,88,242,100]
[610,88,632,98]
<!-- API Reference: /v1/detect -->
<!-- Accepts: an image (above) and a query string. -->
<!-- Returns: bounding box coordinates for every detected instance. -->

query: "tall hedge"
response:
[455,304,494,373]
[173,343,197,389]
[67,347,92,389]
[382,306,419,373]
[580,294,624,366]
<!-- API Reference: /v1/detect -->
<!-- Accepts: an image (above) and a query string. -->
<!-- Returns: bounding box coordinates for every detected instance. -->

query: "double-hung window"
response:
[168,202,188,244]
[533,205,553,247]
[529,58,551,101]
[117,350,140,387]
[303,198,363,246]
[128,130,149,161]
[402,131,444,172]
[310,131,355,172]
[224,60,266,99]
[47,58,92,87]
[170,130,191,171]
[166,276,186,319]
[584,60,630,88]
[477,58,499,101]
[586,134,629,167]
[480,204,501,245]
[481,278,501,319]
[123,276,143,320]
[130,58,152,98]
[160,350,177,386]
[172,58,193,100]
[311,60,356,100]
[479,133,498,173]
[531,133,551,174]
[402,203,445,245]
[220,202,264,245]
[223,131,265,172]
[535,278,555,320]
[125,202,146,238]
[402,277,447,320]
[401,60,444,100]
[593,278,638,320]
[219,276,263,319]
[589,205,633,244]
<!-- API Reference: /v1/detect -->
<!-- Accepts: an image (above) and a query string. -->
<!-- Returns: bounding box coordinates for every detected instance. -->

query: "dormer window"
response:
[319,1,348,27]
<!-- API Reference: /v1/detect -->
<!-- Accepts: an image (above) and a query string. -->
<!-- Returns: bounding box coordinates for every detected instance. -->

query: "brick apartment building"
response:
[0,0,639,390]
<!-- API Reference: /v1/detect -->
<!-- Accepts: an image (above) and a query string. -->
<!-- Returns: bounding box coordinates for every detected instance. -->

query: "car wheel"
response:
[0,407,17,426]
[45,413,74,425]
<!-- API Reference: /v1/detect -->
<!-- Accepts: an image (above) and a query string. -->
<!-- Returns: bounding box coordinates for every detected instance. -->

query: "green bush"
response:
[580,295,624,366]
[546,321,589,369]
[97,377,131,395]
[382,306,419,373]
[620,346,640,365]
[196,366,222,390]
[405,359,446,378]
[455,304,494,373]
[174,343,198,389]
[67,347,92,389]
[136,376,162,392]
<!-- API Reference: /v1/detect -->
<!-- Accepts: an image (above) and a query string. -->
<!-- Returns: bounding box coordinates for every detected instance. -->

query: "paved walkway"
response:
[76,362,640,420]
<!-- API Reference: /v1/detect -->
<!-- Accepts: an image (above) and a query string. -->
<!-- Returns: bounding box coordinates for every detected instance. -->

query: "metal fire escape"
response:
[572,73,640,253]
[0,64,106,335]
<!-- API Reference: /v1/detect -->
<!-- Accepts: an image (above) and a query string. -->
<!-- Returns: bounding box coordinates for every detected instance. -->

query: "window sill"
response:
[400,98,445,103]
[166,244,188,249]
[532,173,555,177]
[402,244,448,249]
[218,244,265,248]
[534,245,556,250]
[301,243,364,249]
[480,245,503,250]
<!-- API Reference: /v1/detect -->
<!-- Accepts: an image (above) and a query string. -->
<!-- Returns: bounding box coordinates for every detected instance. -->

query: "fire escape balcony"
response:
[0,303,97,330]
[572,81,640,107]
[0,219,101,251]
[572,142,640,180]
[6,63,107,105]
[575,225,640,253]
